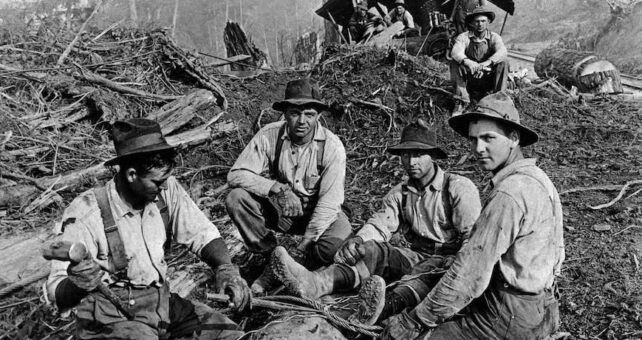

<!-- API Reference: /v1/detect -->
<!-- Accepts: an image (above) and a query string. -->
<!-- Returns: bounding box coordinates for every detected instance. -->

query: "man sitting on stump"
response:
[387,0,419,38]
[271,120,481,325]
[450,6,508,115]
[382,92,564,340]
[346,2,387,43]
[45,119,249,339]
[226,78,352,296]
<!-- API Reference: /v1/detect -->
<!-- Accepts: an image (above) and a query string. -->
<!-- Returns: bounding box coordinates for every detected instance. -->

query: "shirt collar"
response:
[467,29,491,40]
[490,158,537,188]
[405,165,445,194]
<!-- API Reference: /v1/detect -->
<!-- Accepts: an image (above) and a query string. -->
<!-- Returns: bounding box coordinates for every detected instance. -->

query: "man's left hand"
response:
[381,309,429,340]
[288,239,312,264]
[215,264,251,312]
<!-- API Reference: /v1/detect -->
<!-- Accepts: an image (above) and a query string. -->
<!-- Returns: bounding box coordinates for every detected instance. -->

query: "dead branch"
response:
[74,67,181,102]
[56,0,104,66]
[589,179,642,210]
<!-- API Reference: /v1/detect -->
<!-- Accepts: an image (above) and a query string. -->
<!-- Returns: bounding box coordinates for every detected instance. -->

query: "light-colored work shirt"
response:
[451,30,507,64]
[415,159,565,325]
[357,166,481,250]
[227,121,346,242]
[46,176,221,305]
[388,9,415,29]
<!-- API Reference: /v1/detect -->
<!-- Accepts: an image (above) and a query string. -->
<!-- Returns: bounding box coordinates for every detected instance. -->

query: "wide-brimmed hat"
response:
[272,79,329,112]
[104,118,175,166]
[448,92,539,146]
[394,0,406,7]
[387,120,448,158]
[465,6,496,24]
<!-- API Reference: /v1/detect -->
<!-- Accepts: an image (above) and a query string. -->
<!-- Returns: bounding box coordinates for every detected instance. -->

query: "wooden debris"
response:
[223,21,268,71]
[366,22,404,48]
[146,89,219,135]
[589,179,642,210]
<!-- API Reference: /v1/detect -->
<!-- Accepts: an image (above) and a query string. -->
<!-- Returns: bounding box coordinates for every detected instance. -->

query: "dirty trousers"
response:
[450,60,508,103]
[356,241,456,303]
[75,283,242,340]
[226,188,353,267]
[427,275,560,340]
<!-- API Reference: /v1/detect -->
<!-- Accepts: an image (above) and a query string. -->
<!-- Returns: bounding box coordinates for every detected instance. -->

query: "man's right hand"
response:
[463,59,481,74]
[272,184,303,217]
[67,258,102,292]
[334,236,365,266]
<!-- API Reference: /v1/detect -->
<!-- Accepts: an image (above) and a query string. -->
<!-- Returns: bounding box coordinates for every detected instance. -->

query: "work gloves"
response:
[215,264,251,312]
[334,236,365,266]
[273,185,303,217]
[381,309,430,340]
[67,258,103,292]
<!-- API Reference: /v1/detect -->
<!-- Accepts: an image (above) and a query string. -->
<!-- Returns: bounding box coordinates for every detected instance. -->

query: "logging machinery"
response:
[42,240,134,320]
[316,0,515,60]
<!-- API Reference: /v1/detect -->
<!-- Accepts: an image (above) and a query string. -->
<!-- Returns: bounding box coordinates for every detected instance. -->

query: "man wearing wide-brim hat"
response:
[449,5,508,116]
[45,118,249,339]
[226,78,352,295]
[347,1,387,43]
[272,119,481,325]
[386,0,419,38]
[382,92,564,339]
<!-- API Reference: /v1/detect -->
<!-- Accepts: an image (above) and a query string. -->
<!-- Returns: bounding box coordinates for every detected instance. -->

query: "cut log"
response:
[534,47,623,94]
[146,89,220,135]
[223,21,268,71]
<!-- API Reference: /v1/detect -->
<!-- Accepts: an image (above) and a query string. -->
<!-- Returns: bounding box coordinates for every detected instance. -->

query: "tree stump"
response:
[223,21,268,71]
[534,47,623,94]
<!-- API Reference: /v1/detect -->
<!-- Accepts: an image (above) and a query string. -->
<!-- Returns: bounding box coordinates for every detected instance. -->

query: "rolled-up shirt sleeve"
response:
[489,32,507,64]
[357,186,403,242]
[227,129,277,197]
[414,191,522,325]
[304,142,346,241]
[451,33,469,64]
[164,177,221,255]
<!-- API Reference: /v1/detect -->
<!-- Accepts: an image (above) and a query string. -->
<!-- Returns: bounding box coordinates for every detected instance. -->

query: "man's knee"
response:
[225,188,253,214]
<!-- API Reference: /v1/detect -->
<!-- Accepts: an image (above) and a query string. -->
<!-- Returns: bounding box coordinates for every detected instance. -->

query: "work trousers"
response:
[450,60,508,103]
[426,276,560,340]
[75,283,242,340]
[226,188,353,268]
[357,241,456,304]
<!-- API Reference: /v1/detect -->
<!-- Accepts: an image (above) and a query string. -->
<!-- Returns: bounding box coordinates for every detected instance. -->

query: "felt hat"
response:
[394,0,406,6]
[356,2,368,10]
[465,6,496,24]
[104,118,175,166]
[272,79,329,112]
[448,92,539,147]
[387,119,448,158]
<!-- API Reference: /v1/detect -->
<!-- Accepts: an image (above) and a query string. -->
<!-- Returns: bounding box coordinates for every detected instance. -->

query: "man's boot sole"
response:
[272,246,310,298]
[349,275,386,325]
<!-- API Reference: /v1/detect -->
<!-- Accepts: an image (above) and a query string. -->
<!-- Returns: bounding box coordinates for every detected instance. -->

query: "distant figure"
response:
[453,0,487,35]
[346,2,386,43]
[449,6,508,116]
[387,0,419,38]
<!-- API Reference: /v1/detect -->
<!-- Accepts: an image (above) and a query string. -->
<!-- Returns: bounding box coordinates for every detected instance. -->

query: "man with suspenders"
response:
[271,120,481,325]
[382,92,564,339]
[45,119,249,339]
[226,78,352,295]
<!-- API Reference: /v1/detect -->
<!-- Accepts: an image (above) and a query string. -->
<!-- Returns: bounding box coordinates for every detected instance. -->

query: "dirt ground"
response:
[1,30,642,339]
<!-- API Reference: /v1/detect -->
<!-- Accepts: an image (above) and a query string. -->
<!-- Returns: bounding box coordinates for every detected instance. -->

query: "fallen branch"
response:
[74,67,181,102]
[56,0,103,66]
[589,180,642,210]
[351,98,394,133]
[560,184,623,195]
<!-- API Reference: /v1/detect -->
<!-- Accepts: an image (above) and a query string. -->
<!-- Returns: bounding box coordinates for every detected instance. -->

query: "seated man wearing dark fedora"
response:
[226,78,352,295]
[271,120,481,325]
[450,6,508,115]
[45,119,249,339]
[382,92,564,340]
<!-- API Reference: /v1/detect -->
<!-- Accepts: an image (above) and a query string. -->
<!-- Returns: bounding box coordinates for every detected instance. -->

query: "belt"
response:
[493,274,541,297]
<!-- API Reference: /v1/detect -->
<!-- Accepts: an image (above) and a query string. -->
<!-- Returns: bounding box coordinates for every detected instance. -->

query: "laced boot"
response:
[250,261,279,296]
[272,246,335,299]
[348,275,386,325]
[378,291,412,322]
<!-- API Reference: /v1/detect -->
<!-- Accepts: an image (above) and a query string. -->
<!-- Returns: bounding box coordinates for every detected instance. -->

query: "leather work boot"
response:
[378,291,411,322]
[250,261,279,296]
[348,275,386,325]
[272,246,334,299]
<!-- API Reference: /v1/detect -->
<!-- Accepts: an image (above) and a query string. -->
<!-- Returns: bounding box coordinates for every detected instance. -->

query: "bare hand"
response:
[215,264,252,312]
[274,185,303,217]
[334,237,365,266]
[67,258,102,292]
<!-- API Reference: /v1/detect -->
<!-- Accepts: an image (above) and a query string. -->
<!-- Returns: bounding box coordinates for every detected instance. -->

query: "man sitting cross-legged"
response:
[271,120,481,324]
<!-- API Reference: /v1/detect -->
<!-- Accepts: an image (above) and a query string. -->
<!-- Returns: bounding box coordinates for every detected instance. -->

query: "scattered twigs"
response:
[56,0,103,66]
[588,180,642,210]
[0,297,39,311]
[560,184,623,195]
[0,268,49,299]
[613,225,642,236]
[351,98,394,133]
